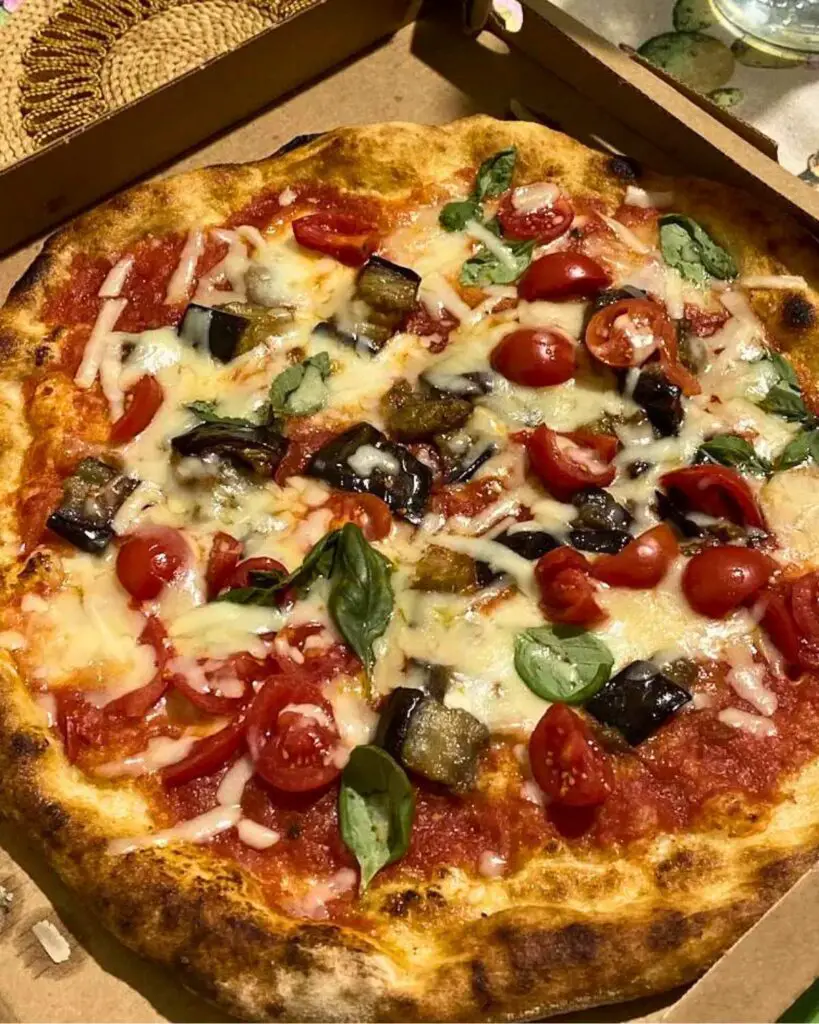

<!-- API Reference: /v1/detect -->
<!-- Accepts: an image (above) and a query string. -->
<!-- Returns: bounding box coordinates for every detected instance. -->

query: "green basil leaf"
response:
[776,428,819,470]
[695,434,771,476]
[473,147,517,201]
[459,238,534,287]
[514,625,613,704]
[760,382,808,422]
[328,524,393,676]
[268,352,332,418]
[659,214,737,284]
[339,745,414,890]
[770,352,799,389]
[219,529,340,605]
[439,199,482,232]
[186,401,256,428]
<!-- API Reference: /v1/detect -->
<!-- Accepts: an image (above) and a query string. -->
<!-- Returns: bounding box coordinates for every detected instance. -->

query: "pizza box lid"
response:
[1,2,819,1021]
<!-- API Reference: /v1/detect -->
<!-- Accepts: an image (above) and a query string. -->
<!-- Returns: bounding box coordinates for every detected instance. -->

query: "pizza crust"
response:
[1,117,819,1021]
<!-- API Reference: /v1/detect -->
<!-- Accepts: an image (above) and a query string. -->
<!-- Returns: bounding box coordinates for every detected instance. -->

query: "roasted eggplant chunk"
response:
[413,545,483,593]
[376,687,488,791]
[171,421,288,478]
[179,304,251,363]
[633,366,683,437]
[586,660,691,745]
[382,380,471,441]
[436,430,497,484]
[422,369,495,398]
[404,661,455,701]
[307,422,431,524]
[569,487,632,553]
[357,257,420,314]
[46,458,138,554]
[493,527,559,560]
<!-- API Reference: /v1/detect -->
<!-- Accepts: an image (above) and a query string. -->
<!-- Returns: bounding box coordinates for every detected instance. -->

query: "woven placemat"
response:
[0,0,318,170]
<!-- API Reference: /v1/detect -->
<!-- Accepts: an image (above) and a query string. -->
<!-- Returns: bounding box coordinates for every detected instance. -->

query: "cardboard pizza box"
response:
[1,2,819,1021]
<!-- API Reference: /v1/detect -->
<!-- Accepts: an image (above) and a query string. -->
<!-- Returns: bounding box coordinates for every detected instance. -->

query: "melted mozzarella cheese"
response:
[167,603,284,659]
[95,735,197,778]
[761,468,819,567]
[108,805,241,855]
[217,756,254,806]
[718,708,778,738]
[237,820,281,850]
[724,644,777,716]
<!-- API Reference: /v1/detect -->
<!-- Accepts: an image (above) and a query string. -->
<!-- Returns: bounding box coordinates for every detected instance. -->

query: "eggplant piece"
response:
[46,458,138,554]
[632,366,683,437]
[356,257,420,314]
[569,528,631,554]
[404,661,454,701]
[179,304,254,363]
[654,489,703,539]
[438,434,497,484]
[273,132,324,156]
[382,380,471,441]
[572,487,632,532]
[413,546,482,593]
[311,319,385,358]
[493,527,559,560]
[591,286,648,314]
[627,460,653,479]
[171,421,288,478]
[586,660,691,745]
[376,688,488,791]
[307,422,431,524]
[422,369,496,398]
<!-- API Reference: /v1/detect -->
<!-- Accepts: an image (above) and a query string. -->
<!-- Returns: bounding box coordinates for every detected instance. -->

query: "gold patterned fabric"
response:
[0,0,317,168]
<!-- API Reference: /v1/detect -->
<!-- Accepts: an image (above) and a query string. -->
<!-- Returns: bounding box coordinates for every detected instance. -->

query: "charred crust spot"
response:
[782,294,816,330]
[647,910,689,952]
[9,731,47,758]
[39,800,69,837]
[425,888,446,908]
[286,822,302,840]
[470,959,493,1011]
[555,923,598,965]
[608,155,641,181]
[655,849,697,889]
[7,256,46,300]
[383,889,421,917]
[34,344,50,367]
[282,936,313,972]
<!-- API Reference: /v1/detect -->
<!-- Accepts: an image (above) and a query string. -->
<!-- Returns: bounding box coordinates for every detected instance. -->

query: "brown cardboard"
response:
[2,4,819,1021]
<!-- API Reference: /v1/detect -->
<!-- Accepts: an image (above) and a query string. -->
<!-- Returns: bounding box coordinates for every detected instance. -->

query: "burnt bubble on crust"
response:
[607,155,642,181]
[782,293,816,330]
[272,133,326,157]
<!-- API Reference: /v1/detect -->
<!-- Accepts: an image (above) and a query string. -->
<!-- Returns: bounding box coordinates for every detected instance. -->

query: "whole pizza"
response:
[1,116,819,1021]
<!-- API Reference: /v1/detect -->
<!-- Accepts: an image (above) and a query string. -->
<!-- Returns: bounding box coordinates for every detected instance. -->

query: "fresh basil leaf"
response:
[514,625,613,704]
[473,147,517,201]
[339,745,414,890]
[659,214,737,284]
[460,238,534,287]
[439,199,482,232]
[268,352,332,418]
[760,382,808,422]
[328,524,393,676]
[695,434,771,476]
[186,401,256,427]
[775,428,819,470]
[248,568,286,588]
[219,530,340,605]
[770,352,799,389]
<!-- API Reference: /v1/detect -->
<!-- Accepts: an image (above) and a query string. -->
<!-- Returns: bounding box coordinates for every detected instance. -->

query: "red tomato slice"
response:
[660,466,766,530]
[224,556,288,591]
[526,425,617,502]
[518,253,610,302]
[681,546,776,619]
[169,652,266,716]
[245,676,341,792]
[592,524,678,589]
[535,547,606,627]
[564,429,619,463]
[760,587,803,671]
[327,492,393,541]
[19,486,62,557]
[497,186,573,241]
[529,704,613,808]
[490,328,576,387]
[790,572,819,642]
[291,213,378,267]
[104,616,172,718]
[110,375,164,444]
[585,298,675,369]
[205,531,244,599]
[116,527,190,601]
[56,692,104,764]
[161,718,247,788]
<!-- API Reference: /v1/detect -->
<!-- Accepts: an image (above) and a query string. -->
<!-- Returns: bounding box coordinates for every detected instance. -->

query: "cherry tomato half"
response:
[245,676,341,792]
[224,556,288,592]
[790,572,819,643]
[104,616,171,718]
[110,375,164,444]
[490,328,576,387]
[535,547,606,627]
[56,692,104,764]
[291,213,379,267]
[497,185,573,242]
[660,466,766,530]
[682,546,776,619]
[518,252,610,303]
[161,718,247,788]
[593,524,678,589]
[760,587,803,671]
[169,652,269,716]
[585,298,674,369]
[327,492,393,541]
[529,703,613,808]
[205,531,244,599]
[116,526,190,601]
[526,425,617,502]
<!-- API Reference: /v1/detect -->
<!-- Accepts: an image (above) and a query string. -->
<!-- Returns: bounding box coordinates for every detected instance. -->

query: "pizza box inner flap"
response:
[1,4,819,1022]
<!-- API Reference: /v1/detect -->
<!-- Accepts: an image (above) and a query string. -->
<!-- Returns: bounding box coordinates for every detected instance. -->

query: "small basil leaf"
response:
[695,434,771,476]
[328,524,393,676]
[770,352,799,389]
[219,529,340,605]
[248,568,286,588]
[514,625,613,704]
[439,199,482,232]
[268,352,332,418]
[659,214,737,284]
[460,239,534,287]
[776,428,819,470]
[339,745,414,890]
[760,382,808,421]
[217,584,280,606]
[186,401,256,428]
[473,147,517,201]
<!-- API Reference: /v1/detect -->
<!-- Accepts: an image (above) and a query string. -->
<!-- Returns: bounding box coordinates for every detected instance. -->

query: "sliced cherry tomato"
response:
[564,428,619,463]
[682,546,776,619]
[660,466,766,530]
[245,676,341,792]
[585,298,674,369]
[116,526,190,601]
[224,556,288,591]
[110,375,164,444]
[497,186,573,241]
[170,654,257,716]
[56,692,104,764]
[490,328,576,387]
[104,615,172,718]
[205,531,244,599]
[327,492,393,541]
[535,547,606,627]
[760,587,803,671]
[529,703,613,808]
[790,572,819,642]
[526,425,616,502]
[659,355,702,398]
[291,213,378,267]
[161,718,247,788]
[518,253,610,302]
[593,524,678,589]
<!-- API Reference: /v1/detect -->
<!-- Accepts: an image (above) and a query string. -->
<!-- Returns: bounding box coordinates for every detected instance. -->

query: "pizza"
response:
[1,116,819,1022]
